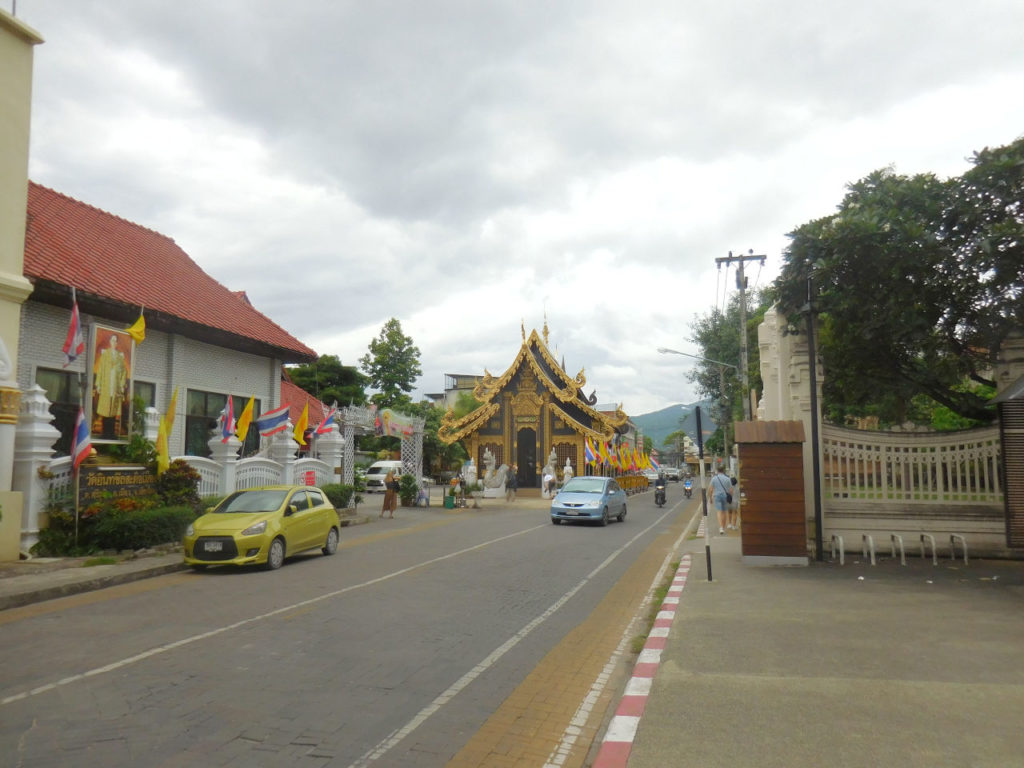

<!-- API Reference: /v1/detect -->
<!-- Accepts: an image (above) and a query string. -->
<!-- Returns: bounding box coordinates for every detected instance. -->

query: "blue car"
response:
[551,476,628,526]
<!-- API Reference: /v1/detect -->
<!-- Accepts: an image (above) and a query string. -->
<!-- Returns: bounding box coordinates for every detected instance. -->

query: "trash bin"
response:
[443,494,455,509]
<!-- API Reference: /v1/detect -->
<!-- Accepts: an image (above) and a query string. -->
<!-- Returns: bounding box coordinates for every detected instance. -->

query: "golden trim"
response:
[0,387,22,424]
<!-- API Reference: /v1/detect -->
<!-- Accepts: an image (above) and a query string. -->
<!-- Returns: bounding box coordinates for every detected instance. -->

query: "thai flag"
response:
[650,455,660,470]
[584,436,598,465]
[70,407,91,471]
[254,403,290,436]
[62,296,85,367]
[315,405,337,435]
[220,395,234,443]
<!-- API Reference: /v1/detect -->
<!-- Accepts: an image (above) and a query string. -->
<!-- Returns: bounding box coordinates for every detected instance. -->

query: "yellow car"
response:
[183,485,340,571]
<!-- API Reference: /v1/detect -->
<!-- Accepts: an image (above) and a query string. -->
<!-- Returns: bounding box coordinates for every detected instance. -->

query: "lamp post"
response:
[657,347,739,461]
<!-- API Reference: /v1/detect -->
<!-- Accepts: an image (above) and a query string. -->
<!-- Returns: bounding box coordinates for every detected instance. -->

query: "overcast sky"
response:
[15,0,1024,414]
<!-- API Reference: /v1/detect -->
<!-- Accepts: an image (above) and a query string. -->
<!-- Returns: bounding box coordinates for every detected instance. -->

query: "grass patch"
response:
[82,556,119,567]
[630,560,679,654]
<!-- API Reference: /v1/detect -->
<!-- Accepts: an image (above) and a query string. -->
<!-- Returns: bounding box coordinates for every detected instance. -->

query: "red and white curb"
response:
[591,554,692,768]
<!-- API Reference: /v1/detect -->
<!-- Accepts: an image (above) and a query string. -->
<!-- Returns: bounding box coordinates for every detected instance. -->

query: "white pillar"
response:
[268,423,298,485]
[314,423,344,484]
[207,433,241,496]
[13,384,60,552]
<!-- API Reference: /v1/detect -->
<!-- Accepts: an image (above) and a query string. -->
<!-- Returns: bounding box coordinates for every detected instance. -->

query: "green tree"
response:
[288,354,367,406]
[451,390,483,419]
[359,318,423,409]
[775,137,1024,425]
[688,289,772,425]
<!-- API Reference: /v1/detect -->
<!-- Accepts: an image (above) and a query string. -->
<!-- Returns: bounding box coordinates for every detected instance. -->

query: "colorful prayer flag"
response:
[293,402,309,445]
[254,403,290,436]
[63,291,85,367]
[70,407,91,471]
[235,395,255,442]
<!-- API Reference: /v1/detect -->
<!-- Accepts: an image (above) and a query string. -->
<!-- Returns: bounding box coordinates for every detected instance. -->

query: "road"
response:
[0,491,694,767]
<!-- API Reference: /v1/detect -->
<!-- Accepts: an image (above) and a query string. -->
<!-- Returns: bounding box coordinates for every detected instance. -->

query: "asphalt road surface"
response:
[0,492,694,767]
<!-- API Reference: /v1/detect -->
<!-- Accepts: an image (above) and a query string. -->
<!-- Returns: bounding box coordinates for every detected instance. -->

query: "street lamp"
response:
[657,347,739,460]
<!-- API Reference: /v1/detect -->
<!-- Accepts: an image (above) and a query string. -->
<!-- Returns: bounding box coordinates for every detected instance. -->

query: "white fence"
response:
[821,424,1007,556]
[821,425,1003,505]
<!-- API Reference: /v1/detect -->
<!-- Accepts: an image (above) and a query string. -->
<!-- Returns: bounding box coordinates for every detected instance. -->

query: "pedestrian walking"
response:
[506,465,518,502]
[709,465,732,535]
[381,470,399,518]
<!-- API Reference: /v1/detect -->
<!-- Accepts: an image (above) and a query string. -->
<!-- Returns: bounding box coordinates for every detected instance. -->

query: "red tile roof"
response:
[24,182,316,361]
[281,377,329,429]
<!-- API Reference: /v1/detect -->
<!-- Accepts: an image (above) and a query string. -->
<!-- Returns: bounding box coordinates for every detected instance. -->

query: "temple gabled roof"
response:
[438,327,628,444]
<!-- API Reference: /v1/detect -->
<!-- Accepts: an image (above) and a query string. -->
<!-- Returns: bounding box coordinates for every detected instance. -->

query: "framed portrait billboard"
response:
[90,323,135,443]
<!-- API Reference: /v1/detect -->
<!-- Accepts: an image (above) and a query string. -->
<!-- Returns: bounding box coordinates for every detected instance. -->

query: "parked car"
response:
[642,469,660,483]
[183,485,340,571]
[364,460,404,493]
[664,467,681,481]
[550,476,628,526]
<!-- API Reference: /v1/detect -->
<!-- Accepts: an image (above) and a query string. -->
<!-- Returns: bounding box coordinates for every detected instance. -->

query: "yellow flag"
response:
[126,311,146,344]
[164,386,179,434]
[235,395,255,442]
[156,416,169,475]
[293,402,309,445]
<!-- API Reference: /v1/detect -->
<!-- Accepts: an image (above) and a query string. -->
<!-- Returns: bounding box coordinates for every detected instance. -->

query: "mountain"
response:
[632,400,717,450]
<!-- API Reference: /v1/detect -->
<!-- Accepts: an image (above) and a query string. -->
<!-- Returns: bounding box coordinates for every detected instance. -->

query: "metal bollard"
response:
[861,534,876,566]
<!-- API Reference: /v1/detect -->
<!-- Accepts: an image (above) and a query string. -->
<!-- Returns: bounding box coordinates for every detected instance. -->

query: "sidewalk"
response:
[623,528,1024,767]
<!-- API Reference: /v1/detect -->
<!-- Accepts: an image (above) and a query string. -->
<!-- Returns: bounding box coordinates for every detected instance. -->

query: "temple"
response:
[438,323,629,488]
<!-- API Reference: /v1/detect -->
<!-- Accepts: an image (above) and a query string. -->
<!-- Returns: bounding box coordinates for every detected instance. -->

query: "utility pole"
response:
[715,249,766,421]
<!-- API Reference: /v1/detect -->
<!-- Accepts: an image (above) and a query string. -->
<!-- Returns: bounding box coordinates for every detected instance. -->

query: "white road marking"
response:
[1,524,547,708]
[354,505,682,768]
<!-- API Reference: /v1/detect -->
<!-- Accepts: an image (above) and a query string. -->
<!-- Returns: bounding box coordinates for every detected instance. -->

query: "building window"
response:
[134,381,156,408]
[36,367,83,456]
[185,390,261,458]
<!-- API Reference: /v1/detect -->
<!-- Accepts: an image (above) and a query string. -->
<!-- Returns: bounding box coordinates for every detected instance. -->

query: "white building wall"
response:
[19,300,283,455]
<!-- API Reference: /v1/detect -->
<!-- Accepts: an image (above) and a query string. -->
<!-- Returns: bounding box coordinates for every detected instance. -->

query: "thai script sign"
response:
[79,465,157,507]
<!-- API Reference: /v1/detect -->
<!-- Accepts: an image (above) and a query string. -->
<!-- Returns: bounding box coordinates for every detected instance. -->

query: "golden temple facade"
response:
[438,326,628,488]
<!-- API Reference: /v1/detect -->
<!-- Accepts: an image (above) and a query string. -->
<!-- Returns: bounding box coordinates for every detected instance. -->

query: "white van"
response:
[364,460,404,493]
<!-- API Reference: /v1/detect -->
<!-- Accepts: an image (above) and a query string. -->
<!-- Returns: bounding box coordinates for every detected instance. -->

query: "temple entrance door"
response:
[517,428,536,488]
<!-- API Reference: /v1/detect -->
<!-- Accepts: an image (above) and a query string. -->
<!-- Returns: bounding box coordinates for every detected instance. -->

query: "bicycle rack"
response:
[950,534,968,565]
[919,534,937,566]
[830,535,845,565]
[861,534,876,566]
[889,534,907,566]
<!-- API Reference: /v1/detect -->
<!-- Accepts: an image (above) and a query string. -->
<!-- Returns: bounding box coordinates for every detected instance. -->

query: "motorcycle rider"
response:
[683,475,693,498]
[654,471,667,506]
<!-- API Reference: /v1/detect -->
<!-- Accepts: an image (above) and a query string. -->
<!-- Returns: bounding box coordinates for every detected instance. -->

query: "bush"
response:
[92,505,198,552]
[398,474,418,506]
[31,497,199,556]
[157,459,202,509]
[320,483,355,509]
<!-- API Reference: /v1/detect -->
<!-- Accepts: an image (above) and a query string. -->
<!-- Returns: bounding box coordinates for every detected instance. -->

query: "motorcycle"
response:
[683,479,693,499]
[654,483,666,507]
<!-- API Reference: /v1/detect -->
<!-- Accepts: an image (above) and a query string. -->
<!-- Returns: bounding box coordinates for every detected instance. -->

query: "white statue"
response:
[562,458,574,483]
[541,447,558,498]
[464,458,477,486]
